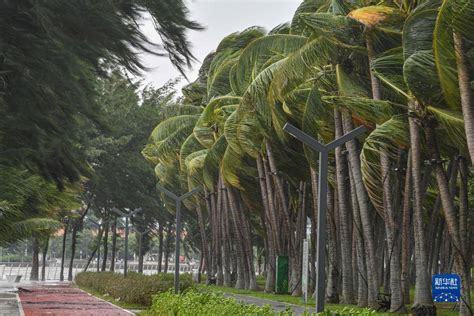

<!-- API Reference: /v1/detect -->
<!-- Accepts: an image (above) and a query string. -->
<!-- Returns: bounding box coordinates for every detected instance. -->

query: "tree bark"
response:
[110,217,117,272]
[334,110,354,304]
[458,157,472,316]
[265,139,293,257]
[41,237,49,281]
[326,187,339,303]
[30,237,39,281]
[138,233,144,274]
[425,125,471,315]
[348,165,368,307]
[342,113,378,308]
[256,155,276,292]
[196,201,211,279]
[157,223,163,273]
[366,32,382,101]
[401,152,412,304]
[215,177,223,285]
[220,181,232,287]
[59,219,69,281]
[101,222,109,272]
[68,226,78,281]
[380,149,406,313]
[454,32,474,164]
[309,168,318,296]
[164,223,172,273]
[409,101,436,315]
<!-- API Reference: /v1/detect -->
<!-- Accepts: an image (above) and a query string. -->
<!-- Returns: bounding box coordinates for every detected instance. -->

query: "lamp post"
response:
[111,208,143,277]
[283,122,366,313]
[156,184,200,294]
[136,226,154,273]
[88,218,111,272]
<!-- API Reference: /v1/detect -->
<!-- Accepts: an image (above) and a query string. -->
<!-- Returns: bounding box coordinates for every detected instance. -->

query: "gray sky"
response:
[138,0,301,92]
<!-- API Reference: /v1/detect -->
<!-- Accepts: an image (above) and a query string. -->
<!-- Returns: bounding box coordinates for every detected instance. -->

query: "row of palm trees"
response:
[143,1,473,315]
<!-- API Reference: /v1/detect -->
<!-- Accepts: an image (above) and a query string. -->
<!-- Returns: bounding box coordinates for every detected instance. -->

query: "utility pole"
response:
[283,122,366,313]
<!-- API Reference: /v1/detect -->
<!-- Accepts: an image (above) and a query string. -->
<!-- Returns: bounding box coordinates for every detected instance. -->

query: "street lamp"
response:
[135,225,154,273]
[88,218,111,272]
[283,122,366,313]
[156,184,200,294]
[112,207,143,277]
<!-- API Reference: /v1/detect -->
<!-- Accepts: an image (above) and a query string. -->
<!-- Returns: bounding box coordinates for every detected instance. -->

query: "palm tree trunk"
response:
[215,178,223,285]
[309,167,318,296]
[425,125,472,315]
[256,155,276,292]
[458,157,472,316]
[453,32,474,164]
[408,101,435,315]
[157,223,163,273]
[234,190,257,290]
[226,187,246,289]
[30,237,39,281]
[366,32,382,101]
[291,181,306,296]
[380,149,406,313]
[59,219,69,281]
[263,156,281,254]
[164,223,172,273]
[401,152,412,304]
[220,184,232,287]
[334,109,354,304]
[348,168,368,307]
[342,113,378,308]
[265,139,293,256]
[41,237,49,281]
[326,187,339,303]
[196,202,211,279]
[203,187,216,277]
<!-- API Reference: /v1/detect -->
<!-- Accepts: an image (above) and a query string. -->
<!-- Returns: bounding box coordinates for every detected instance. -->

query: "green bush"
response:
[142,287,378,316]
[75,272,192,306]
[143,288,275,315]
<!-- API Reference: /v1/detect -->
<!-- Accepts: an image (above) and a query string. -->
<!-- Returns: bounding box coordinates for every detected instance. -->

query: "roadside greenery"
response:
[75,272,192,306]
[143,288,276,316]
[142,287,378,316]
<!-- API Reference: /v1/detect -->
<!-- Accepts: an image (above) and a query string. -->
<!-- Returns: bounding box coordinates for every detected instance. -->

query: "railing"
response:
[0,261,197,281]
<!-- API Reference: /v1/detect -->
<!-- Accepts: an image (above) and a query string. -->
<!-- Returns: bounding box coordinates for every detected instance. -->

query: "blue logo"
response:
[432,274,461,303]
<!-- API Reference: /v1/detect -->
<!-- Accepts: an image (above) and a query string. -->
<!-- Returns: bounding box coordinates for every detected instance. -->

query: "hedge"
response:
[143,288,377,315]
[143,288,275,315]
[75,272,192,306]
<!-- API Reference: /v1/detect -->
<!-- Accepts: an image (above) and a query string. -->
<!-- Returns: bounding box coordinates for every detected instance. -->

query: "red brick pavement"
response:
[18,283,133,316]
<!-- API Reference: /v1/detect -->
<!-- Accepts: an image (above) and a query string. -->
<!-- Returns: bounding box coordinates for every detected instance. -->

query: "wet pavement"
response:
[17,283,134,316]
[0,281,21,316]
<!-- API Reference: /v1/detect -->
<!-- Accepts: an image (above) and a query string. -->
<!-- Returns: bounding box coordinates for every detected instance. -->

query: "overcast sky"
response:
[138,0,301,92]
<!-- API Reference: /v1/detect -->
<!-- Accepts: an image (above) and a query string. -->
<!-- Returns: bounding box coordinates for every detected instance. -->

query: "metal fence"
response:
[0,261,196,281]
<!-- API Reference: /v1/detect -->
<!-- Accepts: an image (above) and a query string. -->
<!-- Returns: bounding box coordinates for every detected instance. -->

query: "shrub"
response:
[143,288,275,315]
[75,272,192,306]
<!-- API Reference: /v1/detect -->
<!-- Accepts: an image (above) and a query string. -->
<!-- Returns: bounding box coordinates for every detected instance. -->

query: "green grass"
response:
[201,282,471,316]
[77,285,147,311]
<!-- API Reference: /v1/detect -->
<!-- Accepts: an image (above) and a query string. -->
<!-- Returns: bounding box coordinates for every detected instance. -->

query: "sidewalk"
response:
[17,282,134,316]
[0,282,20,316]
[225,293,310,315]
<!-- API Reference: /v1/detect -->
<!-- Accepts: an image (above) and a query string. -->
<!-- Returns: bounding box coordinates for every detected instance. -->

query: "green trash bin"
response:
[275,255,289,294]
